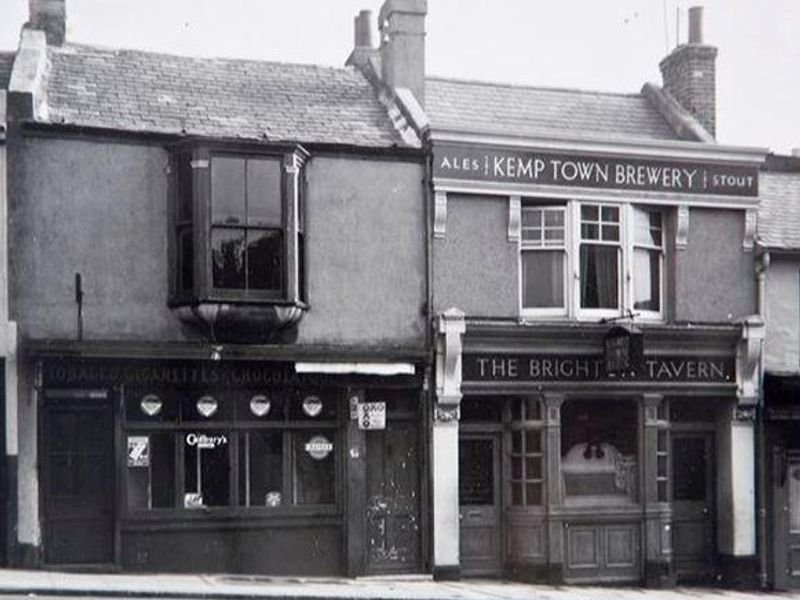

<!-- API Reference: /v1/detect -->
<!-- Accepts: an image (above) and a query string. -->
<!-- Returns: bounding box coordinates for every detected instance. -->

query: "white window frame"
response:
[627,205,665,321]
[574,201,624,321]
[517,199,666,322]
[518,205,569,318]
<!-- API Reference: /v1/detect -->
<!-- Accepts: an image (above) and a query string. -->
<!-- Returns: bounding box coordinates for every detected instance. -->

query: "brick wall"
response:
[659,44,717,137]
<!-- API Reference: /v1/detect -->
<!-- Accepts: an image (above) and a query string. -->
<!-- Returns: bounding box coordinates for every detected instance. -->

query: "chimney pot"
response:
[688,6,704,44]
[29,0,66,45]
[354,10,374,48]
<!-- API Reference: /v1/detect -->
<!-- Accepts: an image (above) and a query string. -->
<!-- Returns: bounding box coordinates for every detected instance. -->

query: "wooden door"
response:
[774,451,800,588]
[672,432,715,581]
[364,421,421,573]
[459,434,502,575]
[42,392,115,565]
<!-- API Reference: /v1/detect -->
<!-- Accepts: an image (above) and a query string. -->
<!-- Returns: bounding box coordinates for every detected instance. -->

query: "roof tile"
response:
[759,171,800,250]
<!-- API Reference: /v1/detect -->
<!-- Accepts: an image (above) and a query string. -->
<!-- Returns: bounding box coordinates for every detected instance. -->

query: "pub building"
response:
[4,0,430,575]
[345,3,769,587]
[759,152,800,589]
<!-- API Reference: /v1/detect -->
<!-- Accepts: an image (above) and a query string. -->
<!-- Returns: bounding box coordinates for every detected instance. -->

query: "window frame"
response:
[517,198,666,322]
[168,142,309,309]
[122,387,342,517]
[518,204,569,318]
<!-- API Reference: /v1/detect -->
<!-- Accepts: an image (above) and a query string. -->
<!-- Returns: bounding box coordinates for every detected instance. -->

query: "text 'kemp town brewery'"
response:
[0,0,799,591]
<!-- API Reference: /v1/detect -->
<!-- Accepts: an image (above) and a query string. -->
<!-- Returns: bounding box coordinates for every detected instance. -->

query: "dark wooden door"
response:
[42,393,115,565]
[364,421,421,573]
[459,434,502,575]
[774,451,800,588]
[672,432,715,581]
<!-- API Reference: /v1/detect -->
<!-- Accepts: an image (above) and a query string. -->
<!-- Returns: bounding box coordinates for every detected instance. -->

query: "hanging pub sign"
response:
[463,353,735,383]
[433,143,759,197]
[357,402,387,430]
[127,436,150,468]
[604,325,644,376]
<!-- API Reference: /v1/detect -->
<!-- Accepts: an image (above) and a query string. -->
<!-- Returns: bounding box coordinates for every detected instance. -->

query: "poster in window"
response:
[357,402,386,430]
[127,435,150,468]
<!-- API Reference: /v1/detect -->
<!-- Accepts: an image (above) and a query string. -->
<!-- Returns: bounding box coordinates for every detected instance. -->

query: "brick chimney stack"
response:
[659,6,717,137]
[28,0,66,46]
[378,0,427,107]
[346,10,378,69]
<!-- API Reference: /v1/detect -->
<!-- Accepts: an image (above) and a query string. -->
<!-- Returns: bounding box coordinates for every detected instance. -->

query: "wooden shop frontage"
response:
[34,352,426,576]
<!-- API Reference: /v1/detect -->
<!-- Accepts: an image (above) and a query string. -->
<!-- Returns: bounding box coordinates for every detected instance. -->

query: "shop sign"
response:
[302,395,323,417]
[185,432,228,449]
[357,402,387,430]
[463,354,735,384]
[433,144,758,197]
[304,435,333,460]
[127,436,150,468]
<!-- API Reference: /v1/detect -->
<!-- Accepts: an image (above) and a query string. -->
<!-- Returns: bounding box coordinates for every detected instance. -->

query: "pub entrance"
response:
[672,432,716,582]
[458,433,502,575]
[41,390,115,565]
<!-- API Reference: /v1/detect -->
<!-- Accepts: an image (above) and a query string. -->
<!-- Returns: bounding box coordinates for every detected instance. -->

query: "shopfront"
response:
[446,325,742,585]
[36,356,424,575]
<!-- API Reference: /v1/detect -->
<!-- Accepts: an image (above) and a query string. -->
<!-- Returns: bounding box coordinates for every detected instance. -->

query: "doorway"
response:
[41,391,115,565]
[458,433,502,575]
[672,432,716,581]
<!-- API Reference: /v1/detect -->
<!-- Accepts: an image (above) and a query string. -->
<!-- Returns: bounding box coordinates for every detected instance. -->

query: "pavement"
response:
[0,569,795,600]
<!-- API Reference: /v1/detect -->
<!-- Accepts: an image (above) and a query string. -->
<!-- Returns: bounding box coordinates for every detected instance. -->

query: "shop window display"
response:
[124,388,338,511]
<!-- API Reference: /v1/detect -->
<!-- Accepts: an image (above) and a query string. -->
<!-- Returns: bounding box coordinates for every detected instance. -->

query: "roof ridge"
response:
[426,74,643,98]
[52,42,358,74]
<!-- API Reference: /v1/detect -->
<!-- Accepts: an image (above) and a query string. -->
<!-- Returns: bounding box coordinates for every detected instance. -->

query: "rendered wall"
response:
[432,194,517,317]
[764,257,800,374]
[8,136,426,348]
[674,208,756,322]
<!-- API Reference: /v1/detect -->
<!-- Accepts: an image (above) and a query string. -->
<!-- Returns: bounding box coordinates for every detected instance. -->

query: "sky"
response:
[0,0,798,154]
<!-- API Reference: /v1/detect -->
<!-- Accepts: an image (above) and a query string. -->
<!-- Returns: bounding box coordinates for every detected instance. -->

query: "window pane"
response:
[635,209,662,246]
[657,480,668,502]
[128,433,175,510]
[601,224,619,241]
[672,437,707,501]
[525,397,541,421]
[177,154,193,223]
[178,228,193,292]
[522,250,564,309]
[522,208,542,227]
[580,245,619,308]
[293,432,335,505]
[211,228,245,289]
[601,206,619,222]
[521,226,542,245]
[581,205,598,221]
[525,457,542,479]
[561,400,638,503]
[247,229,283,291]
[511,482,523,505]
[183,430,230,507]
[459,439,494,505]
[525,430,542,453]
[240,431,283,507]
[544,209,564,227]
[525,482,542,505]
[633,248,660,311]
[511,431,522,454]
[511,457,522,479]
[581,223,599,240]
[211,157,246,224]
[247,158,283,227]
[544,228,564,244]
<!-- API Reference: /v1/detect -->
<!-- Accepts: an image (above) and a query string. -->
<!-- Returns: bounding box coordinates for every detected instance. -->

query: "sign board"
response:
[357,402,387,430]
[304,435,333,460]
[463,354,735,384]
[433,144,759,197]
[127,436,150,468]
[185,432,228,449]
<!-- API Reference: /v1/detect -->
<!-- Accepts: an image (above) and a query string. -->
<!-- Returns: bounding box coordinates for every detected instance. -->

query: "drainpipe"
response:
[756,244,769,588]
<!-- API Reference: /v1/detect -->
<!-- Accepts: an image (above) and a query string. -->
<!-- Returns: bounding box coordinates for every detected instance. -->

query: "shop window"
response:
[507,397,544,506]
[519,202,665,320]
[560,399,638,505]
[169,144,308,308]
[124,388,338,512]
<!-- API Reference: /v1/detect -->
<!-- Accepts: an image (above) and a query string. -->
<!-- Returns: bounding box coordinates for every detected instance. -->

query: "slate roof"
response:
[0,52,15,90]
[759,170,800,250]
[43,44,407,147]
[426,77,679,142]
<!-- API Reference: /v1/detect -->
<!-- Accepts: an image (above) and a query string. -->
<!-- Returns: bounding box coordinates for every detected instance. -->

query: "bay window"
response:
[519,200,665,320]
[169,143,309,317]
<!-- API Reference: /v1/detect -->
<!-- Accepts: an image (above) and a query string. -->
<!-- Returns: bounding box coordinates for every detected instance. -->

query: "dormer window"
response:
[169,143,309,339]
